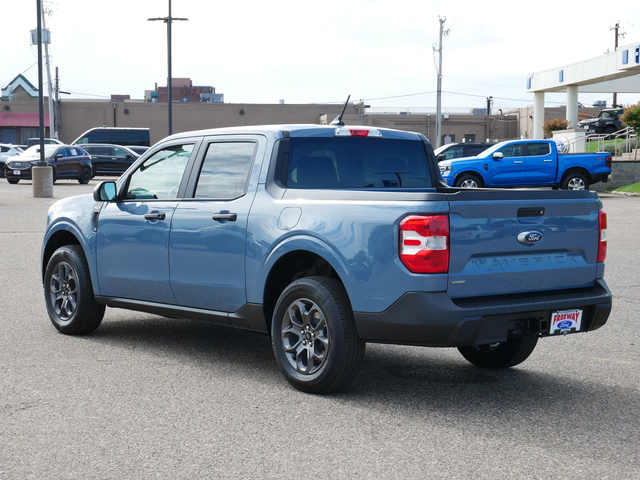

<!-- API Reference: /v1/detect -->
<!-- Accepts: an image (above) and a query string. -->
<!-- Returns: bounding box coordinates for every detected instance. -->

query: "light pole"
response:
[149,0,188,136]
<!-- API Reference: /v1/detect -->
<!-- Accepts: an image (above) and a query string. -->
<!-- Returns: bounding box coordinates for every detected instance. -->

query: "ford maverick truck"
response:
[41,124,612,393]
[439,139,611,190]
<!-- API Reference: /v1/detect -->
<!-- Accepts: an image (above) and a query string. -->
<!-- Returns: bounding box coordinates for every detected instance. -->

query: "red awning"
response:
[0,113,50,127]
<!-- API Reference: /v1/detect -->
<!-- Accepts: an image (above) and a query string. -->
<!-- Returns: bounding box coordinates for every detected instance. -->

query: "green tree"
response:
[543,118,570,138]
[620,103,640,133]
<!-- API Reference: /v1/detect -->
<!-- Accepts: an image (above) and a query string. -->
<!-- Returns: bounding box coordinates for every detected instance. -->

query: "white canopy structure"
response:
[527,41,640,138]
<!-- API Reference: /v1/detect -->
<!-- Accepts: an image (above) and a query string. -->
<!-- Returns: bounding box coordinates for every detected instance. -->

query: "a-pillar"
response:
[566,85,579,129]
[533,91,545,139]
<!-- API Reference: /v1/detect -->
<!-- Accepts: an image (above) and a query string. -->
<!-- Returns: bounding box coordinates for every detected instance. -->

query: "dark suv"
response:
[578,108,624,135]
[81,144,140,176]
[5,145,92,184]
[434,142,495,161]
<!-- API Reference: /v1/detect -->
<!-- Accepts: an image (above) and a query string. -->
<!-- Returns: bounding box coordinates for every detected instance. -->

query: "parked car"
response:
[128,145,150,156]
[72,127,151,147]
[439,139,611,190]
[0,144,24,178]
[578,107,624,135]
[81,144,140,176]
[434,142,495,161]
[5,144,93,184]
[41,124,611,393]
[26,138,65,147]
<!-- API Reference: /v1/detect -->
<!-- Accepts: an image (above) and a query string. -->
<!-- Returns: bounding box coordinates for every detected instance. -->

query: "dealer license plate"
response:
[550,308,583,334]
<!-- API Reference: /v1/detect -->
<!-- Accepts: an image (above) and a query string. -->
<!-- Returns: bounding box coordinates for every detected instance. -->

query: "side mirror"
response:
[492,152,504,160]
[437,153,446,161]
[93,181,118,202]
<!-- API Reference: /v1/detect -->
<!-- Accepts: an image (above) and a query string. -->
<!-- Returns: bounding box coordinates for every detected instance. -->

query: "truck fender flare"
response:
[42,221,99,293]
[247,234,352,305]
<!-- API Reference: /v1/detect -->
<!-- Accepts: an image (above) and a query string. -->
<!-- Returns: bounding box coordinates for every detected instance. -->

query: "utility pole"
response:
[434,17,449,148]
[486,96,493,141]
[41,2,55,138]
[610,21,626,107]
[149,0,188,136]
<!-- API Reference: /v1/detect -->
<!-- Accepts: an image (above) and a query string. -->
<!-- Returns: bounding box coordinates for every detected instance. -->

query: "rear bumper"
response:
[354,279,611,347]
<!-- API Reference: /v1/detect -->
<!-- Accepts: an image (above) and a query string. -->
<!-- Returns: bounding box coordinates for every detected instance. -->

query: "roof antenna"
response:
[331,95,351,126]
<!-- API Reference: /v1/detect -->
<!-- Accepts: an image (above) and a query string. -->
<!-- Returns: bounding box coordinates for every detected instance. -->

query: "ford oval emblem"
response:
[517,230,543,246]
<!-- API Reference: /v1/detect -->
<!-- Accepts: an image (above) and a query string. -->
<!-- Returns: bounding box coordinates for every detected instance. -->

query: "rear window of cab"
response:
[282,137,432,189]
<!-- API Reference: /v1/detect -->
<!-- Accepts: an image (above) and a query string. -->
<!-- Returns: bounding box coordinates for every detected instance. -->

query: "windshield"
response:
[20,145,60,157]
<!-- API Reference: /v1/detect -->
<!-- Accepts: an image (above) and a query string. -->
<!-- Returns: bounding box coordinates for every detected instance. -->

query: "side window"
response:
[68,147,84,157]
[125,144,194,200]
[194,142,256,199]
[55,148,68,158]
[500,144,523,158]
[526,143,551,156]
[113,147,128,157]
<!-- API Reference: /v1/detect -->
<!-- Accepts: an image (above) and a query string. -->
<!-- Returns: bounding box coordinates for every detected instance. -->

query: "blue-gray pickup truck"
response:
[41,124,612,393]
[439,139,611,190]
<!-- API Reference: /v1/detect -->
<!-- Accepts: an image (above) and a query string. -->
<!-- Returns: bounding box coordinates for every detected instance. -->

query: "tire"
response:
[457,336,538,369]
[271,276,365,394]
[454,174,483,188]
[44,245,105,335]
[7,178,19,184]
[78,167,91,184]
[561,172,589,190]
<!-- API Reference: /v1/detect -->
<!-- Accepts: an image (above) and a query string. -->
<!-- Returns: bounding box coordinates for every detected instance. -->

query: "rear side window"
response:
[526,143,551,156]
[284,137,431,189]
[194,142,256,199]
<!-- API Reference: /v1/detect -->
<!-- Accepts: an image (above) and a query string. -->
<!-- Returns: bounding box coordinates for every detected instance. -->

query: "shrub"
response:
[543,118,570,138]
[621,103,640,133]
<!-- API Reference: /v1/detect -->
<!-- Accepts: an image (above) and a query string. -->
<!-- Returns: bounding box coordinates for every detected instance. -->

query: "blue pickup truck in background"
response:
[41,125,612,393]
[439,139,611,190]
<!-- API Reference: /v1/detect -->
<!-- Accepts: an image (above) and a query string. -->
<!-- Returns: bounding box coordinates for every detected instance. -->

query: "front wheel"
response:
[7,178,19,184]
[457,336,538,369]
[44,245,105,334]
[454,174,483,188]
[271,277,365,394]
[561,172,589,190]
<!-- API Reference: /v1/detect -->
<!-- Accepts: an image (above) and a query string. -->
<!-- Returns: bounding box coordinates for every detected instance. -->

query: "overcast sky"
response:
[3,0,640,112]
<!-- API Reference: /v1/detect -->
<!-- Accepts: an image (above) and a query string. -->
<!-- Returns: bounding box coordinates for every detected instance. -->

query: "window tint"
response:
[125,144,194,200]
[441,145,464,159]
[195,142,256,199]
[500,144,524,158]
[68,147,85,157]
[526,143,551,156]
[285,138,431,189]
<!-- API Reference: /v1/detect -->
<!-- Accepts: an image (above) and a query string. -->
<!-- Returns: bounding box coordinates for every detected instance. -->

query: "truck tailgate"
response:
[445,189,603,298]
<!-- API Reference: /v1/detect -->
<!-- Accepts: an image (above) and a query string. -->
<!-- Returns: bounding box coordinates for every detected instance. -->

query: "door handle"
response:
[514,160,524,164]
[144,212,166,221]
[212,212,237,221]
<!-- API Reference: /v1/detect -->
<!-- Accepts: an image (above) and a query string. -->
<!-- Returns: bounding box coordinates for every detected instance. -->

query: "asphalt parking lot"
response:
[1,178,639,479]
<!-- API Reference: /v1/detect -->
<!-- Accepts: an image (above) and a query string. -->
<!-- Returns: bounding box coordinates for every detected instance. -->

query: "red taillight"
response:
[399,215,449,274]
[598,210,607,263]
[605,155,612,169]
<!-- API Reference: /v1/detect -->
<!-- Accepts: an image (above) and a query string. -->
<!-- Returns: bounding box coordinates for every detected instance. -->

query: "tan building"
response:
[0,73,602,147]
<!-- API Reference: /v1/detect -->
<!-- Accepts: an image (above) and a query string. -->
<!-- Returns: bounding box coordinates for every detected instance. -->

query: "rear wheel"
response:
[458,336,538,369]
[561,172,589,190]
[454,174,483,188]
[78,167,91,184]
[44,245,105,335]
[271,277,365,393]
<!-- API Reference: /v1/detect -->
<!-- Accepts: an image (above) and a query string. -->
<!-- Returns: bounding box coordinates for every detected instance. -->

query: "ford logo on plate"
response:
[517,230,543,246]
